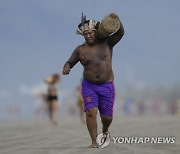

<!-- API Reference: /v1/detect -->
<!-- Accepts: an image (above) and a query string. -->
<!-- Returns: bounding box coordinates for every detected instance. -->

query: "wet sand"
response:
[0,116,179,154]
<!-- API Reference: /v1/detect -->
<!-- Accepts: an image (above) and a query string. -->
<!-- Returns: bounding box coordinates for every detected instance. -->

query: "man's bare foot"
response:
[89,144,98,148]
[89,142,98,148]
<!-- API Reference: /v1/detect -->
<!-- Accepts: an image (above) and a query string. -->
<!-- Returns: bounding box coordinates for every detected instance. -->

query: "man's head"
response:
[76,13,100,45]
[83,29,98,45]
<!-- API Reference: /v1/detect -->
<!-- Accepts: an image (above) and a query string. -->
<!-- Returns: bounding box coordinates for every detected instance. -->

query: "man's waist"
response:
[83,78,113,85]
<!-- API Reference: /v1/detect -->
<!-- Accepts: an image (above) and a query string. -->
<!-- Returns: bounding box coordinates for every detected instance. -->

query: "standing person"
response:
[62,13,124,148]
[44,73,60,125]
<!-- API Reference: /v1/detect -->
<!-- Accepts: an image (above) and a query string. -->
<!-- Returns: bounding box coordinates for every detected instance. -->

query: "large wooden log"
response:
[98,13,120,39]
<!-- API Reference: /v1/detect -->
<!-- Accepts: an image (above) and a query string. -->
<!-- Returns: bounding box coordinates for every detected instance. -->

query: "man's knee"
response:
[86,107,98,118]
[100,114,113,122]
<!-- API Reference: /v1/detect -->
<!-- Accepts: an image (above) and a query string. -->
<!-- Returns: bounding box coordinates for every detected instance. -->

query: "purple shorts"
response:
[82,80,115,117]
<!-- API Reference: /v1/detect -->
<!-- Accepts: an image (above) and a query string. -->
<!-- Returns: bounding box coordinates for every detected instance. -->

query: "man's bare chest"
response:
[79,45,111,63]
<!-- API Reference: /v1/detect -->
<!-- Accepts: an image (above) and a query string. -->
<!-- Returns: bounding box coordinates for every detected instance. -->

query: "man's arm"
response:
[107,14,125,48]
[62,47,80,75]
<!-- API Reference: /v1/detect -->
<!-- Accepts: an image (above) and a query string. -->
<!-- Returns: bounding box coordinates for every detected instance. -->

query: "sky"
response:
[0,0,180,114]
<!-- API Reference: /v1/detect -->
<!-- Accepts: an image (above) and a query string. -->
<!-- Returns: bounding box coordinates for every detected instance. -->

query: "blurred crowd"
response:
[1,75,180,123]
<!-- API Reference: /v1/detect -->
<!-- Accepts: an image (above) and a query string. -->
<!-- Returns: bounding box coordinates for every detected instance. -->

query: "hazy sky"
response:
[0,0,180,104]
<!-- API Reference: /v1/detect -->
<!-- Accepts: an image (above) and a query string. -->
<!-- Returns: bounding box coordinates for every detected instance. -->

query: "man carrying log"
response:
[62,13,124,148]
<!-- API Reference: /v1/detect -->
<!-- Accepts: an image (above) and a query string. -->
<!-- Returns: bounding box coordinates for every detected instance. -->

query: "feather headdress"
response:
[76,13,100,35]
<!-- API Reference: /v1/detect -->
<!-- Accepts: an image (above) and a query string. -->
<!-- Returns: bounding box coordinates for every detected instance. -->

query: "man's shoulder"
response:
[76,42,86,50]
[73,43,86,54]
[80,42,86,47]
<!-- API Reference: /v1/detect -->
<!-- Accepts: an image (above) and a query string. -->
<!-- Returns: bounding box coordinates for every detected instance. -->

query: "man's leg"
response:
[86,107,98,148]
[96,114,112,148]
[98,81,115,133]
[100,114,113,133]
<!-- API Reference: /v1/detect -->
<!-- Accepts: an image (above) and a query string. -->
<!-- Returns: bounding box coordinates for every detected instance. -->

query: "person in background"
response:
[44,73,60,125]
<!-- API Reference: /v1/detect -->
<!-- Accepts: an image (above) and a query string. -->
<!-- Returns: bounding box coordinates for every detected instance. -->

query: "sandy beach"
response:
[0,116,179,154]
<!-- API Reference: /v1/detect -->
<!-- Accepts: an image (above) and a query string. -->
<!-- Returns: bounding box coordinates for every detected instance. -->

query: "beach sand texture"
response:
[0,116,179,154]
